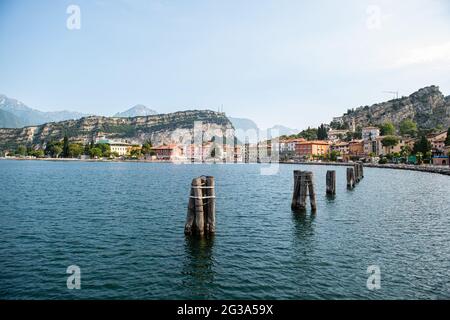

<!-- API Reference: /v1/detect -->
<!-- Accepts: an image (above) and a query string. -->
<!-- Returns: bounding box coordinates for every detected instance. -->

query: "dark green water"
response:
[0,160,449,299]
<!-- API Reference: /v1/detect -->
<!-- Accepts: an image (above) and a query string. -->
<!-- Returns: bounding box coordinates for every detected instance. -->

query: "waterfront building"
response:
[109,141,132,156]
[152,144,184,160]
[348,139,364,156]
[242,143,262,162]
[362,126,380,155]
[94,136,132,156]
[295,140,329,159]
[258,141,276,163]
[279,138,304,153]
[426,130,447,143]
[424,130,447,156]
[279,138,305,160]
[233,144,243,163]
[330,141,349,155]
[432,156,449,166]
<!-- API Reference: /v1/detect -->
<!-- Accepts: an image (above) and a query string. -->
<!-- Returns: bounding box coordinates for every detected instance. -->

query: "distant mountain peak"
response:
[114,105,158,118]
[0,94,90,128]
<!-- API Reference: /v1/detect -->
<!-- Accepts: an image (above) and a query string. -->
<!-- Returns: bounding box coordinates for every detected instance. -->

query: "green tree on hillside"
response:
[297,127,318,141]
[84,143,90,155]
[141,140,155,156]
[16,145,27,156]
[400,119,418,137]
[379,121,395,136]
[89,147,103,158]
[45,141,63,158]
[317,124,328,140]
[400,145,411,160]
[29,149,45,158]
[62,135,70,158]
[95,143,111,156]
[68,143,84,158]
[381,136,399,154]
[445,127,450,146]
[413,135,431,155]
[329,150,340,162]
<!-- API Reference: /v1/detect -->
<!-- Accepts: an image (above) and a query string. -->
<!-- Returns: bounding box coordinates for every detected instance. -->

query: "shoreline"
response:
[280,161,450,176]
[1,157,450,176]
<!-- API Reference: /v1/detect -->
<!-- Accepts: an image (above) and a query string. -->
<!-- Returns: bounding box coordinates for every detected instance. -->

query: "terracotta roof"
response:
[152,144,179,150]
[333,142,349,146]
[298,140,329,145]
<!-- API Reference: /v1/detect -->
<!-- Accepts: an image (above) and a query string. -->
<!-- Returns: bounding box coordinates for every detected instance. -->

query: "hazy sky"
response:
[1,0,449,129]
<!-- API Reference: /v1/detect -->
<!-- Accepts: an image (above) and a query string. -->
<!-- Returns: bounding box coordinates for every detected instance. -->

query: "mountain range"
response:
[0,95,160,128]
[2,85,449,140]
[0,94,298,140]
[0,110,232,150]
[0,94,89,128]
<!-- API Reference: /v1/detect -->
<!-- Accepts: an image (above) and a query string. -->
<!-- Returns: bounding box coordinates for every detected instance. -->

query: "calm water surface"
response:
[0,160,449,299]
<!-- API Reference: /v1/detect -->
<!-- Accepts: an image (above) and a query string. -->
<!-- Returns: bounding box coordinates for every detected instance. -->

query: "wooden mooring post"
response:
[347,167,355,189]
[357,161,364,179]
[184,176,216,236]
[291,170,317,212]
[326,170,336,195]
[354,164,360,183]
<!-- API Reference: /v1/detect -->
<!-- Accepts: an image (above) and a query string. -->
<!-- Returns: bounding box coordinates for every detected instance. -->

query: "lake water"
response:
[1,160,449,299]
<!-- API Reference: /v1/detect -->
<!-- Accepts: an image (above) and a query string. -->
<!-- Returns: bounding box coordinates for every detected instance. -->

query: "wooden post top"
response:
[294,170,313,176]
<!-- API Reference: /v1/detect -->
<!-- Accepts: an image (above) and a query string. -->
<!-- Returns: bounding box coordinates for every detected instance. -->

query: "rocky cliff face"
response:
[0,110,234,150]
[338,86,450,130]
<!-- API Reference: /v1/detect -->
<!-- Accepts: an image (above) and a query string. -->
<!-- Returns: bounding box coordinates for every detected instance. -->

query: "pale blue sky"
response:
[1,0,449,129]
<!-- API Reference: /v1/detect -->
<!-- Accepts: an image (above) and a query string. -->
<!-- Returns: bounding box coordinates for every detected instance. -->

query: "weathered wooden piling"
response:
[357,161,364,179]
[291,170,316,212]
[347,167,355,189]
[326,170,336,195]
[205,176,215,234]
[354,164,360,183]
[184,176,216,236]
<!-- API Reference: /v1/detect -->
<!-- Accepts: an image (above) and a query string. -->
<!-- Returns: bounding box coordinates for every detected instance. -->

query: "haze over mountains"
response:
[0,94,299,140]
[1,85,449,141]
[113,105,158,117]
[228,117,298,143]
[0,95,159,128]
[0,94,89,128]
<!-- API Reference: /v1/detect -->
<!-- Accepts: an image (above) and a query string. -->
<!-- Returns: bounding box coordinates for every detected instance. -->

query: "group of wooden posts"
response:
[291,161,364,212]
[184,162,364,236]
[346,161,364,189]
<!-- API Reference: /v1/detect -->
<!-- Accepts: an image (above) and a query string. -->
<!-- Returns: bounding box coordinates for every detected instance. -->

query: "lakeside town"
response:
[2,118,450,168]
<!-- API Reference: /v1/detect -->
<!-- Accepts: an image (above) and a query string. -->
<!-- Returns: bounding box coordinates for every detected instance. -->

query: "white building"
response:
[95,136,131,156]
[362,127,380,141]
[328,130,348,142]
[109,141,131,156]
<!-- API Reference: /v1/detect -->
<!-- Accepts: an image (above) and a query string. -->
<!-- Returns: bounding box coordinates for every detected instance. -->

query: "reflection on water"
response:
[292,212,316,242]
[182,236,216,299]
[2,161,450,299]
